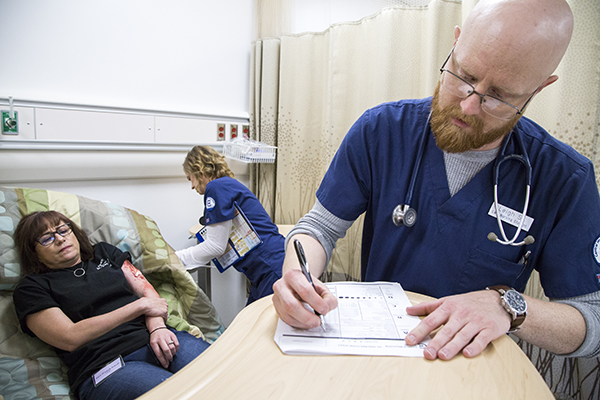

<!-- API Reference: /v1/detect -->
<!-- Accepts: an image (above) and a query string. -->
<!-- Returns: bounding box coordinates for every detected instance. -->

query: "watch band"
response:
[486,285,527,332]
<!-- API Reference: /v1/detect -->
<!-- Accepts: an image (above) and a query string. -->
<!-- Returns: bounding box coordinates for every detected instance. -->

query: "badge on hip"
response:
[92,355,125,387]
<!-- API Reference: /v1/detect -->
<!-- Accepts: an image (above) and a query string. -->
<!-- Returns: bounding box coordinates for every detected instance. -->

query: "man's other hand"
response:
[405,290,511,360]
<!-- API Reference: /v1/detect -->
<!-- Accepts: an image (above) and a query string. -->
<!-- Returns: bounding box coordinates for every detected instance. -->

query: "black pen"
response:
[518,250,531,266]
[293,239,326,331]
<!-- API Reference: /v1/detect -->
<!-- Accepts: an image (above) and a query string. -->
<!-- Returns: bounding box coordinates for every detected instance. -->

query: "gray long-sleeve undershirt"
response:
[285,150,600,358]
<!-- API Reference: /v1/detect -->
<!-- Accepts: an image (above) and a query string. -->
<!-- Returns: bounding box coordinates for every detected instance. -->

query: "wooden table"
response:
[138,293,553,400]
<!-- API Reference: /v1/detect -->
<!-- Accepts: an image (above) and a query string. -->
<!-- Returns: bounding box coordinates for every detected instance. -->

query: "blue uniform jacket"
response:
[317,98,600,299]
[204,176,284,302]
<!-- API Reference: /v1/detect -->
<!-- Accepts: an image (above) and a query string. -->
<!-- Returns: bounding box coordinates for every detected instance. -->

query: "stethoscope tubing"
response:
[493,183,531,245]
[492,129,533,246]
[493,129,532,186]
[404,112,432,208]
[396,112,533,247]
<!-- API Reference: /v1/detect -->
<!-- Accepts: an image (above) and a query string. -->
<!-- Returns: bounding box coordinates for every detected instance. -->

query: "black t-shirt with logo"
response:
[13,242,149,393]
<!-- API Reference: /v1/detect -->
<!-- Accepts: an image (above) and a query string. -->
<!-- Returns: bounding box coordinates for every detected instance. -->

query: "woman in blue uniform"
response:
[176,145,284,304]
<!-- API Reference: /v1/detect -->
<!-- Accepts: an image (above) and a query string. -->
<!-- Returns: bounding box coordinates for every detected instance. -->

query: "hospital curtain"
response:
[249,0,600,282]
[524,1,600,188]
[250,0,463,281]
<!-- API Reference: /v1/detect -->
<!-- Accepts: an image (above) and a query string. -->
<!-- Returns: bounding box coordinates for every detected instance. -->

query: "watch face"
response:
[505,290,527,314]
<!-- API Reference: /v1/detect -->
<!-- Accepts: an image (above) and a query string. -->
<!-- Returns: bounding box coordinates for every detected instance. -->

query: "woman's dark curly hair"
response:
[15,211,94,275]
[183,145,234,181]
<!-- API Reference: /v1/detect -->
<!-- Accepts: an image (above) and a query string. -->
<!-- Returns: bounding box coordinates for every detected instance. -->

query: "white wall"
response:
[0,0,255,327]
[0,0,418,328]
[0,149,250,327]
[0,0,253,117]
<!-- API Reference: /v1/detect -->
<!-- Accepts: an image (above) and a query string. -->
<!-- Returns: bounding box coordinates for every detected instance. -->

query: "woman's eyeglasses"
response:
[36,223,73,246]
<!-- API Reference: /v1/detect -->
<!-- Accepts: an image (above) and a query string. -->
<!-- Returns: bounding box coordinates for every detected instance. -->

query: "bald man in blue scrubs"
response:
[272,0,600,362]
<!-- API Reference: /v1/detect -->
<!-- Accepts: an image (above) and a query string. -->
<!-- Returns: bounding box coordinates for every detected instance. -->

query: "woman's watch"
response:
[486,285,527,332]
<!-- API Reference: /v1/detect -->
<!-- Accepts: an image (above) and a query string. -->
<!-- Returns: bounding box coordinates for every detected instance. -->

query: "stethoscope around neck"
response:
[392,114,535,247]
[391,113,431,228]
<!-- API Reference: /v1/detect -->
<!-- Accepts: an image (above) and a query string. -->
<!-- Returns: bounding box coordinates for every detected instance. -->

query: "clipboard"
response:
[195,202,262,273]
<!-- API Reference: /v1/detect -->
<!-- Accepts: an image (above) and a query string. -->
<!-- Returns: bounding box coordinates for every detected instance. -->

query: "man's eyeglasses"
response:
[439,46,538,120]
[36,223,73,246]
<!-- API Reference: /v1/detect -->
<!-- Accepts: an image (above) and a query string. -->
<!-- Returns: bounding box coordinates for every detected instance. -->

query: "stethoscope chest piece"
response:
[392,112,431,229]
[392,204,417,227]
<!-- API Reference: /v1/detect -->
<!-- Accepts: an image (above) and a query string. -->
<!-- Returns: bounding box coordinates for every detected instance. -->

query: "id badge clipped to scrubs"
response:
[195,202,262,273]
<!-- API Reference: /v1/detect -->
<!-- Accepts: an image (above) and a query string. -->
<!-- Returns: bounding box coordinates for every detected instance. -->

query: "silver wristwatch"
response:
[487,285,527,332]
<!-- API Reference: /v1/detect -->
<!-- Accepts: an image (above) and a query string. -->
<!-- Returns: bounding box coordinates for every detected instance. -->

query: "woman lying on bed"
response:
[13,211,210,400]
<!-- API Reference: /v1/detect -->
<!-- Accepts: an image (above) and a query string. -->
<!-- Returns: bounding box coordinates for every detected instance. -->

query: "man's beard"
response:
[430,83,521,153]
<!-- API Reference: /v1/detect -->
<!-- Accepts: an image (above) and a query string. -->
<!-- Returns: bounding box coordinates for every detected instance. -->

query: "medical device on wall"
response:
[1,96,18,135]
[391,115,535,247]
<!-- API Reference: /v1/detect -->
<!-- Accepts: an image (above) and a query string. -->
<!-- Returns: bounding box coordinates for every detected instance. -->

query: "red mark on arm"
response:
[122,260,158,298]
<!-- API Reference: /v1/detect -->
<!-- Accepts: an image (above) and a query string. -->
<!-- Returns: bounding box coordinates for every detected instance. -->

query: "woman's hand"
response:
[122,259,178,367]
[149,327,180,368]
[137,297,169,321]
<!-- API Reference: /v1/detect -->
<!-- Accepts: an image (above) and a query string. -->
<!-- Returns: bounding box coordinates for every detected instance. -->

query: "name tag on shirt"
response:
[92,355,124,387]
[488,203,534,232]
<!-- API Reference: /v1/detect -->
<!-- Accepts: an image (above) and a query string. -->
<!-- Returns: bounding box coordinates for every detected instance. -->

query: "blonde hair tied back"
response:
[183,145,234,181]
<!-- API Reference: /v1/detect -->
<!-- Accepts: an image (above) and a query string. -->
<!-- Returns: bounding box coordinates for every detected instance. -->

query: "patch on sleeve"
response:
[206,197,216,210]
[593,237,600,265]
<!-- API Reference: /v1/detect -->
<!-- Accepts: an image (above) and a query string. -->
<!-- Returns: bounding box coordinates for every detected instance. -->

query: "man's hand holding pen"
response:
[272,237,338,330]
[294,239,327,330]
[273,269,336,329]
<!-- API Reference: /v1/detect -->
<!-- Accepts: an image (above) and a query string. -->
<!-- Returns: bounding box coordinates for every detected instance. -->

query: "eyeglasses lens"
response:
[37,224,73,246]
[441,71,515,120]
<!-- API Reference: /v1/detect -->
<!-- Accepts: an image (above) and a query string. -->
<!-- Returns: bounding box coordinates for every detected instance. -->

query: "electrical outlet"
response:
[230,124,238,139]
[217,123,226,141]
[1,110,18,135]
[242,124,249,139]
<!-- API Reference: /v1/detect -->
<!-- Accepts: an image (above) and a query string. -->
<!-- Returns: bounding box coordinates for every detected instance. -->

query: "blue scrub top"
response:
[317,98,600,299]
[204,176,284,301]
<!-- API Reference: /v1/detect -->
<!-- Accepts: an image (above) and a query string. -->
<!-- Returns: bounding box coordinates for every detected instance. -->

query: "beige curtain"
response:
[525,1,600,188]
[250,0,600,281]
[251,1,463,281]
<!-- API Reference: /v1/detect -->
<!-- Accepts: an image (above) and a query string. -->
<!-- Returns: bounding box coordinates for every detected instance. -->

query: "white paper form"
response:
[274,282,429,357]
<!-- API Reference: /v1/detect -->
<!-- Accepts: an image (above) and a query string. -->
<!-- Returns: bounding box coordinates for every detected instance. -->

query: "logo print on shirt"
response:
[97,259,110,271]
[593,237,600,265]
[206,197,216,210]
